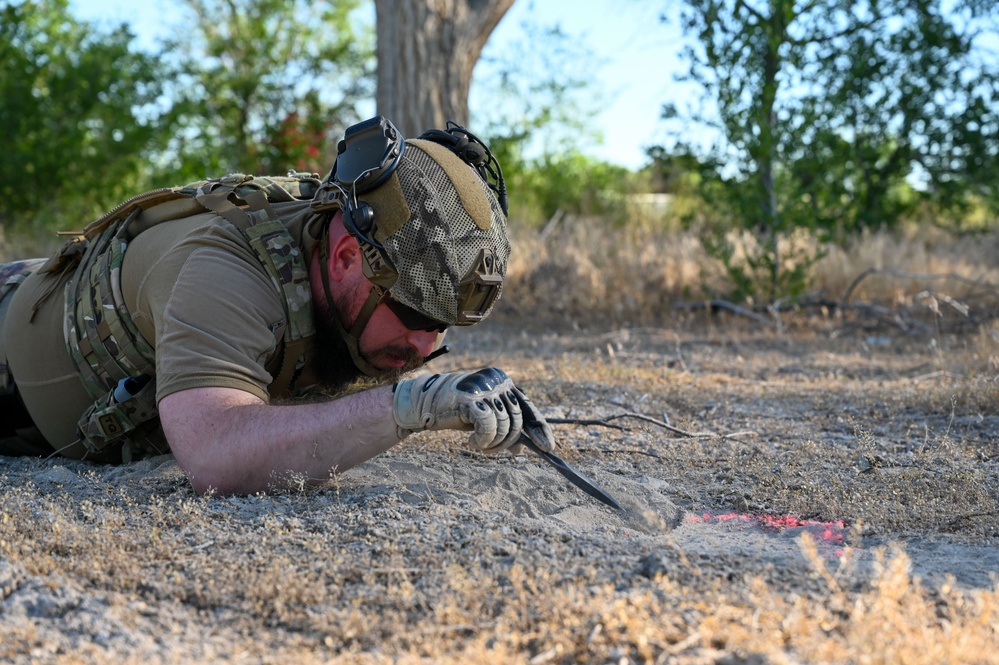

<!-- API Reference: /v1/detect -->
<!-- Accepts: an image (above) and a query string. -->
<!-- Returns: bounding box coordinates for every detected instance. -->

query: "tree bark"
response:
[374,0,515,137]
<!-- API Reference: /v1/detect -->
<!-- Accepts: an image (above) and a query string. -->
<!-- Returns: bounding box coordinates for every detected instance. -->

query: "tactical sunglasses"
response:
[384,296,448,333]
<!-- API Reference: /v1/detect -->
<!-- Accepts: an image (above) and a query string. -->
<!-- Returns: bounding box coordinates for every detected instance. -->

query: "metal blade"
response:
[519,434,624,511]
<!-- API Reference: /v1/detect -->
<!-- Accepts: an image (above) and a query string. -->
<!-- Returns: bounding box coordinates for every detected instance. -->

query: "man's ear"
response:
[329,233,361,280]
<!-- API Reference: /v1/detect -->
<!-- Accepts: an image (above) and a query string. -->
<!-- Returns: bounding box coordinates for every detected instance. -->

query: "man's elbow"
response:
[167,431,257,496]
[180,459,248,497]
[159,388,266,496]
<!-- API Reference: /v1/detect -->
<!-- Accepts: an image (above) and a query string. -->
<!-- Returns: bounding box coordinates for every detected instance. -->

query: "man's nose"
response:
[405,329,439,357]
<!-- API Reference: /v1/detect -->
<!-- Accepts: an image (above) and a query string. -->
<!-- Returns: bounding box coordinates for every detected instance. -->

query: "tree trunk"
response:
[374,0,515,137]
[757,1,790,299]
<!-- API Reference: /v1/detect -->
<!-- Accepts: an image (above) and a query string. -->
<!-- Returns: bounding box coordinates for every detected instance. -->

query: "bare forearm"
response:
[160,385,402,495]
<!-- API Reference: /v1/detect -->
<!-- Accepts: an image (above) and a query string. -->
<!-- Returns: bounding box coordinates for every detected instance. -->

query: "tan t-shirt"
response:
[120,200,324,404]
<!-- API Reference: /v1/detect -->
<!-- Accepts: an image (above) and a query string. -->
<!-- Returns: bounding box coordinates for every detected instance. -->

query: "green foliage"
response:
[0,0,375,240]
[660,0,999,301]
[166,0,373,179]
[511,151,635,225]
[786,0,999,237]
[0,0,171,230]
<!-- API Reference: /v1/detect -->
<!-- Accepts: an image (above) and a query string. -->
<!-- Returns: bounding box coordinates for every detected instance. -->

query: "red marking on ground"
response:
[685,512,850,557]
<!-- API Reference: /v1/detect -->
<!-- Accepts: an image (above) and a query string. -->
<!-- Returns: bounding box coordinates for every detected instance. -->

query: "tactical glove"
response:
[393,368,555,454]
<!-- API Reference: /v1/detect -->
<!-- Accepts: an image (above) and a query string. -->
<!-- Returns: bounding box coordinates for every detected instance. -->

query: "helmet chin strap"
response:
[317,217,451,376]
[318,220,390,379]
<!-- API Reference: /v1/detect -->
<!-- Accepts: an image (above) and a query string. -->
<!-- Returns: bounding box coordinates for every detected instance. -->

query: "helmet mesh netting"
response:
[384,144,509,324]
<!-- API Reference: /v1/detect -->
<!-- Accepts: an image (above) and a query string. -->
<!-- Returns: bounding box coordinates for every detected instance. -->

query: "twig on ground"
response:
[942,512,997,529]
[547,417,630,431]
[841,267,998,307]
[674,299,772,324]
[672,333,689,373]
[909,370,965,382]
[550,412,757,440]
[598,447,667,460]
[836,268,999,334]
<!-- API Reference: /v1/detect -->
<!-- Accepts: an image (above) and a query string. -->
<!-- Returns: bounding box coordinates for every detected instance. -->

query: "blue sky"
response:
[68,0,691,170]
[487,0,691,168]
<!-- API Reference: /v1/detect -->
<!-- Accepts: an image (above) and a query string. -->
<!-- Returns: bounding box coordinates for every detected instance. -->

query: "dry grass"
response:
[1,465,998,665]
[5,214,998,321]
[817,226,999,303]
[3,219,999,662]
[504,218,711,325]
[503,218,999,327]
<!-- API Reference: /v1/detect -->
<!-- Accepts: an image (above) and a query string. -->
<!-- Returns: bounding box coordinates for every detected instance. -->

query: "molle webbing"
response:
[66,207,163,459]
[65,173,321,458]
[191,178,317,393]
[68,210,156,397]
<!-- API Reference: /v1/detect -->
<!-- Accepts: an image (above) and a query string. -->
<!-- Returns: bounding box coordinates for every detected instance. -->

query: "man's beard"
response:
[313,292,426,391]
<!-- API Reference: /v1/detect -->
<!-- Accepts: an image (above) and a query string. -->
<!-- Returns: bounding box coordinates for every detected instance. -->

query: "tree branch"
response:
[840,267,999,308]
[734,0,767,25]
[673,299,773,324]
[551,412,757,441]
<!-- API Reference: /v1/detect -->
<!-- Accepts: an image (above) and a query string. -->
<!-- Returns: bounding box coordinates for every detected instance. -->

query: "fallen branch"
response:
[547,417,630,431]
[841,267,999,308]
[550,412,757,440]
[673,299,772,324]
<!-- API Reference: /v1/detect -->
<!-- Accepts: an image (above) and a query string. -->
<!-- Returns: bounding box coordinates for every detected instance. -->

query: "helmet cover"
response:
[357,139,511,325]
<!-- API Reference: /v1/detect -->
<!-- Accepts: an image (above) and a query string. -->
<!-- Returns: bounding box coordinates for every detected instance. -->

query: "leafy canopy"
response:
[655,0,999,300]
[166,0,373,179]
[0,0,170,227]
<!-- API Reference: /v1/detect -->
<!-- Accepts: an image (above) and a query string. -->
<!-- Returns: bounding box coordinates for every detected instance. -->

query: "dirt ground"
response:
[1,311,997,664]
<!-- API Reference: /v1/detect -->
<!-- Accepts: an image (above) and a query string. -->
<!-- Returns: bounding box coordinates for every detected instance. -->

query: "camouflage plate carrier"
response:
[46,172,321,461]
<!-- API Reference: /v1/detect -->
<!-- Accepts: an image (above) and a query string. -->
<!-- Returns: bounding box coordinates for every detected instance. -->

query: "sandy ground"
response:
[1,313,997,663]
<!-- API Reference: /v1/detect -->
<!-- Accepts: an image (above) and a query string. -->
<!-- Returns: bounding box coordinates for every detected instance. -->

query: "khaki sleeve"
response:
[124,220,288,404]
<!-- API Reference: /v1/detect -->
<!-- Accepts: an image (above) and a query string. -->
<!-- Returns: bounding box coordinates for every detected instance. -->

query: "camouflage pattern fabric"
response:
[65,208,160,457]
[242,220,315,344]
[0,258,48,301]
[76,379,165,463]
[193,176,317,397]
[235,172,320,202]
[190,174,318,348]
[68,214,156,399]
[375,142,510,326]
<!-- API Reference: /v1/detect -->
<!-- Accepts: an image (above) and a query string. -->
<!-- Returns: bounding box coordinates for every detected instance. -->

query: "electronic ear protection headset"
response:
[311,116,405,294]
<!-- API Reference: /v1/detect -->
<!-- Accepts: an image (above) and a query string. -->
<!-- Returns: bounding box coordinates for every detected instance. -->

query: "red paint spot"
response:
[685,511,850,557]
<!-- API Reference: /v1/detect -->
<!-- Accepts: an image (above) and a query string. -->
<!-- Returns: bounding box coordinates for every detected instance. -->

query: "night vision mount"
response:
[312,115,508,240]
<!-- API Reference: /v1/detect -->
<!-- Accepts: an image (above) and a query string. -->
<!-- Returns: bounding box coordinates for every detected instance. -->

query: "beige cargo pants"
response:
[0,259,95,458]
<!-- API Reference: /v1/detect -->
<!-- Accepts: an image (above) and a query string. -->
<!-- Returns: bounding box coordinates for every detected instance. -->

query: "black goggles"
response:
[384,296,448,333]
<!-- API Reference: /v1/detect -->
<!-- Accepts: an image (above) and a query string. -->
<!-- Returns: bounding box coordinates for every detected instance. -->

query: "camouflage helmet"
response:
[312,117,511,327]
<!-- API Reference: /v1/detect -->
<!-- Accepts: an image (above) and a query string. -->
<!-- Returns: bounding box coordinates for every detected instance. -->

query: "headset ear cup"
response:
[351,202,375,235]
[460,142,487,166]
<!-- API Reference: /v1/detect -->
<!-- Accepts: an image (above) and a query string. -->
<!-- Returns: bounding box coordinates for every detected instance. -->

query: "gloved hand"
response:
[393,367,555,454]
